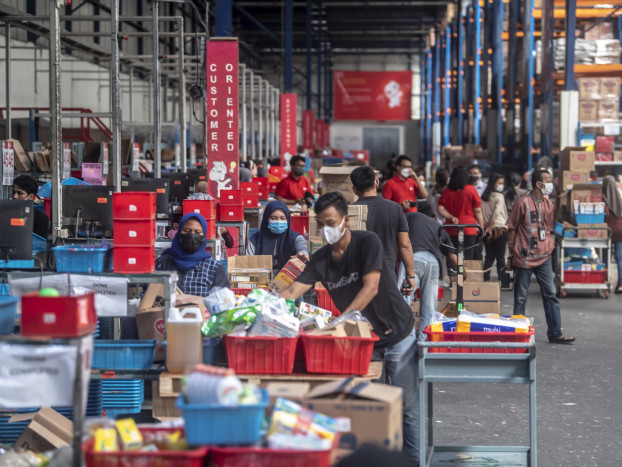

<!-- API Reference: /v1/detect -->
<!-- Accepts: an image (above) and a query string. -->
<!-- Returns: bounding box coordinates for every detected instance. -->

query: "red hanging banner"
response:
[334,70,412,121]
[206,39,239,201]
[280,93,298,167]
[315,119,324,148]
[323,122,330,149]
[302,110,314,150]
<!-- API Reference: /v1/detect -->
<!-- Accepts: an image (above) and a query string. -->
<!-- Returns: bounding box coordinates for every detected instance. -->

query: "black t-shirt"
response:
[33,208,49,239]
[354,195,408,279]
[405,212,452,272]
[297,230,414,349]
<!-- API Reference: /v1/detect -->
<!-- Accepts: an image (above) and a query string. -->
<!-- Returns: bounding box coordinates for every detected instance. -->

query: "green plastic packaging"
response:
[201,305,260,337]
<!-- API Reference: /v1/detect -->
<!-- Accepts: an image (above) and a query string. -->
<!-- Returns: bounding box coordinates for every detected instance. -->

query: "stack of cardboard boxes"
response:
[308,205,368,254]
[450,260,501,315]
[559,147,595,191]
[578,77,620,123]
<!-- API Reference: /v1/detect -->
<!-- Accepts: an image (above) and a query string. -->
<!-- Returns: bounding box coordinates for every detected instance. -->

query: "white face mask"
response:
[400,168,411,178]
[321,217,346,245]
[541,182,554,196]
[496,184,504,192]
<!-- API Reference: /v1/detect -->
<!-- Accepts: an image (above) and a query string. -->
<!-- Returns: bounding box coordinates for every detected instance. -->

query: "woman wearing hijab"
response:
[246,200,309,273]
[603,175,622,293]
[156,213,230,296]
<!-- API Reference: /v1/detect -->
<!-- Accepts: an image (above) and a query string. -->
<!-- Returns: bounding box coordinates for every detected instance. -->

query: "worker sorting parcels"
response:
[280,192,420,465]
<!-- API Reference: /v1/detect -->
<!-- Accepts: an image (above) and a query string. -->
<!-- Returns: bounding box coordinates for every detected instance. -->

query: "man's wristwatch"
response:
[405,275,415,279]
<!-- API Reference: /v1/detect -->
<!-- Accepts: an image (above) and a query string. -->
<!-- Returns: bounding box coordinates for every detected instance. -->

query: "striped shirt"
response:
[156,254,230,296]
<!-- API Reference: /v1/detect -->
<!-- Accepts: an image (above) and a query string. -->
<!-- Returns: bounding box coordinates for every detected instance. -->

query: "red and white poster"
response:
[315,119,324,148]
[62,142,71,179]
[280,93,298,168]
[334,70,412,121]
[206,39,239,200]
[2,140,14,186]
[302,110,314,150]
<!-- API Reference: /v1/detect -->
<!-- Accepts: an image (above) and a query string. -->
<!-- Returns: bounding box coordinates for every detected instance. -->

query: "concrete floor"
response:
[430,282,622,466]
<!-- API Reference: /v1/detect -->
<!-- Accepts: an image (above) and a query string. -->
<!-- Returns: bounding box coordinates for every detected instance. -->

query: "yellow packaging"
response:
[456,314,530,333]
[94,428,119,452]
[115,418,143,450]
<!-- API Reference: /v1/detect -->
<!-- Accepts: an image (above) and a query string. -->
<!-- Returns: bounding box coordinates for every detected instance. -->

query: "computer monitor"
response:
[0,200,34,260]
[187,168,208,192]
[62,186,115,236]
[121,178,170,220]
[162,172,190,199]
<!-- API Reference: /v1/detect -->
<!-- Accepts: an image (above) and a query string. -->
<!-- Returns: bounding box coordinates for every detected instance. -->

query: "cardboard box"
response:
[266,382,310,407]
[308,205,367,244]
[560,147,596,171]
[452,281,501,314]
[578,223,609,239]
[303,379,403,452]
[8,138,32,172]
[464,260,484,282]
[319,166,358,203]
[228,255,272,288]
[614,151,622,162]
[269,258,306,292]
[139,283,169,311]
[577,78,602,100]
[596,152,613,162]
[10,408,73,453]
[578,100,598,121]
[560,171,591,190]
[176,293,208,320]
[569,184,603,205]
[136,307,165,361]
[598,98,619,121]
[152,380,181,420]
[600,77,621,98]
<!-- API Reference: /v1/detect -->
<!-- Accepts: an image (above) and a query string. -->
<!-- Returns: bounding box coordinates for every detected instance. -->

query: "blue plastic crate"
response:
[177,389,268,446]
[0,296,19,335]
[163,338,223,366]
[103,406,142,419]
[33,233,47,252]
[93,340,157,370]
[563,261,585,271]
[53,245,108,273]
[575,213,605,224]
[554,222,577,238]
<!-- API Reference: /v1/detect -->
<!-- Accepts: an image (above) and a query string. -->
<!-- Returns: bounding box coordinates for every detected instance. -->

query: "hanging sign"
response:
[2,140,15,186]
[206,38,239,200]
[324,122,330,149]
[280,94,298,168]
[302,110,314,150]
[315,119,324,148]
[62,142,71,179]
[132,143,141,172]
[101,142,109,175]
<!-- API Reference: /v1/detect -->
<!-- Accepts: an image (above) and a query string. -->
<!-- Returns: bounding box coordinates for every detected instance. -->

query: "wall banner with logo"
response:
[280,93,298,167]
[302,110,314,150]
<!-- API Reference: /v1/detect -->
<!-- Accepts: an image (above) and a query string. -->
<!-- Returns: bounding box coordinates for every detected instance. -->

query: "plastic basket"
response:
[225,336,298,374]
[422,326,535,353]
[315,288,341,317]
[209,441,336,467]
[163,338,223,366]
[300,332,379,375]
[92,340,157,370]
[33,233,47,252]
[554,222,577,238]
[0,296,19,335]
[53,245,108,273]
[563,270,607,284]
[113,192,157,220]
[83,428,209,467]
[177,389,268,446]
[575,213,605,224]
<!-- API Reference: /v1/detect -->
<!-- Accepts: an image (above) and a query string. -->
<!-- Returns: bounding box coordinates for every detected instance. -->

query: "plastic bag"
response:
[203,287,238,315]
[243,288,278,306]
[201,305,260,337]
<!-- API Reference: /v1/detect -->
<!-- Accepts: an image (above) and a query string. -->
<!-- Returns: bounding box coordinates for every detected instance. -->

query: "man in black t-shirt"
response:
[280,192,419,465]
[351,166,415,292]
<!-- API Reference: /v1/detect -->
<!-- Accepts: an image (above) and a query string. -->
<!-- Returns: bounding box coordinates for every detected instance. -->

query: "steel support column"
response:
[522,0,536,169]
[443,26,451,148]
[565,0,577,90]
[465,6,473,141]
[306,0,312,109]
[215,0,232,37]
[152,1,162,177]
[317,0,323,118]
[250,70,255,159]
[474,0,481,145]
[541,0,554,158]
[275,88,280,159]
[458,14,464,144]
[492,0,504,163]
[50,1,63,242]
[284,0,293,92]
[111,0,121,190]
[128,66,134,122]
[257,77,263,160]
[506,0,519,162]
[432,41,440,163]
[420,50,426,165]
[265,80,270,157]
[178,18,187,172]
[5,23,11,139]
[426,49,432,162]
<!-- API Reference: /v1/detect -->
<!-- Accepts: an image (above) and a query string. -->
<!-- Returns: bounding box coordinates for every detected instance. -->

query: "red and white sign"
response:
[2,140,14,186]
[206,39,239,200]
[315,119,324,148]
[101,142,109,175]
[280,93,298,168]
[334,70,412,121]
[351,150,370,163]
[302,110,314,150]
[324,122,330,149]
[132,143,141,173]
[62,142,71,179]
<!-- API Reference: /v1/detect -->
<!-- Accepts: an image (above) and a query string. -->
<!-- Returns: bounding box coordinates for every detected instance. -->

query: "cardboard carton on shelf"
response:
[560,170,591,190]
[577,78,602,100]
[559,147,595,171]
[10,408,73,453]
[578,100,599,122]
[600,77,621,98]
[227,255,272,289]
[596,152,613,162]
[569,184,603,206]
[577,223,609,239]
[303,379,403,454]
[598,98,620,121]
[319,166,359,203]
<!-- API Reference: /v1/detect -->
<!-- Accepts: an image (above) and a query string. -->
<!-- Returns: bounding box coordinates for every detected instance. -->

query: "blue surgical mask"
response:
[268,221,288,234]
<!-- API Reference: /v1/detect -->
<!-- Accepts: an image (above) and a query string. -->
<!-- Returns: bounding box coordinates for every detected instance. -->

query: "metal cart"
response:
[555,226,611,298]
[418,337,537,467]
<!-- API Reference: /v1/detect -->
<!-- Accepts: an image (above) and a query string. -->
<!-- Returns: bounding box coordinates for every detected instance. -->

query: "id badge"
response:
[539,228,546,242]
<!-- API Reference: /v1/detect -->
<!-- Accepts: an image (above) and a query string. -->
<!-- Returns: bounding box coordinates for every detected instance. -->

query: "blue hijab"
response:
[251,200,300,271]
[164,213,210,271]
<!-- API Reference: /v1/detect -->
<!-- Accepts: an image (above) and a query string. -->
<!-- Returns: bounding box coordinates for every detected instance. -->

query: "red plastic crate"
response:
[113,192,156,220]
[252,177,268,188]
[83,428,209,467]
[268,182,279,193]
[225,335,298,374]
[205,220,217,239]
[258,187,269,200]
[290,215,309,235]
[563,270,607,284]
[183,199,216,220]
[315,288,341,317]
[300,332,379,375]
[218,205,245,222]
[243,195,260,208]
[113,220,155,246]
[423,326,535,354]
[21,292,96,338]
[240,182,259,196]
[416,288,444,300]
[220,189,244,206]
[113,246,155,273]
[209,441,335,467]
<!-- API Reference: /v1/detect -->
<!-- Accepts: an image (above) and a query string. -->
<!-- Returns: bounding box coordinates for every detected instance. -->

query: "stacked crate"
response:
[113,192,157,273]
[240,182,259,208]
[182,199,217,238]
[252,177,269,200]
[218,189,244,222]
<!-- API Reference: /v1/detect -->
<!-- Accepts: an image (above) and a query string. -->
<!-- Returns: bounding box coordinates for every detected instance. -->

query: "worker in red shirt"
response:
[275,155,314,206]
[382,155,427,213]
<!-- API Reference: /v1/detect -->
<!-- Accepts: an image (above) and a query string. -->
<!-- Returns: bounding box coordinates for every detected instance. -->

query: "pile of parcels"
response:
[555,20,621,70]
[428,310,531,335]
[202,287,371,339]
[577,78,621,124]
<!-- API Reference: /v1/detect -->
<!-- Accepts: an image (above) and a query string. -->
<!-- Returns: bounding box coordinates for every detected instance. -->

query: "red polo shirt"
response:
[275,173,313,201]
[382,175,420,213]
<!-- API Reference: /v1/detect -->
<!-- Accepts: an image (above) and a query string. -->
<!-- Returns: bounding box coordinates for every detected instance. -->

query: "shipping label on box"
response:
[560,148,595,171]
[561,171,590,190]
[578,223,609,239]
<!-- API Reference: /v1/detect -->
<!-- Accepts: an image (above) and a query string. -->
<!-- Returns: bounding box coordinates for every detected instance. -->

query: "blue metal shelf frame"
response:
[433,40,441,163]
[492,0,504,163]
[421,49,428,166]
[465,5,474,143]
[474,0,482,145]
[427,49,433,163]
[564,0,577,90]
[458,14,465,145]
[541,0,555,159]
[443,26,451,149]
[521,0,536,170]
[506,0,519,163]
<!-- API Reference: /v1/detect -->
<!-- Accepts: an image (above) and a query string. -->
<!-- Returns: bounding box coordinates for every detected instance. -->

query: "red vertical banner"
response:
[315,119,324,148]
[280,93,298,167]
[324,123,330,149]
[206,39,239,201]
[302,110,314,150]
